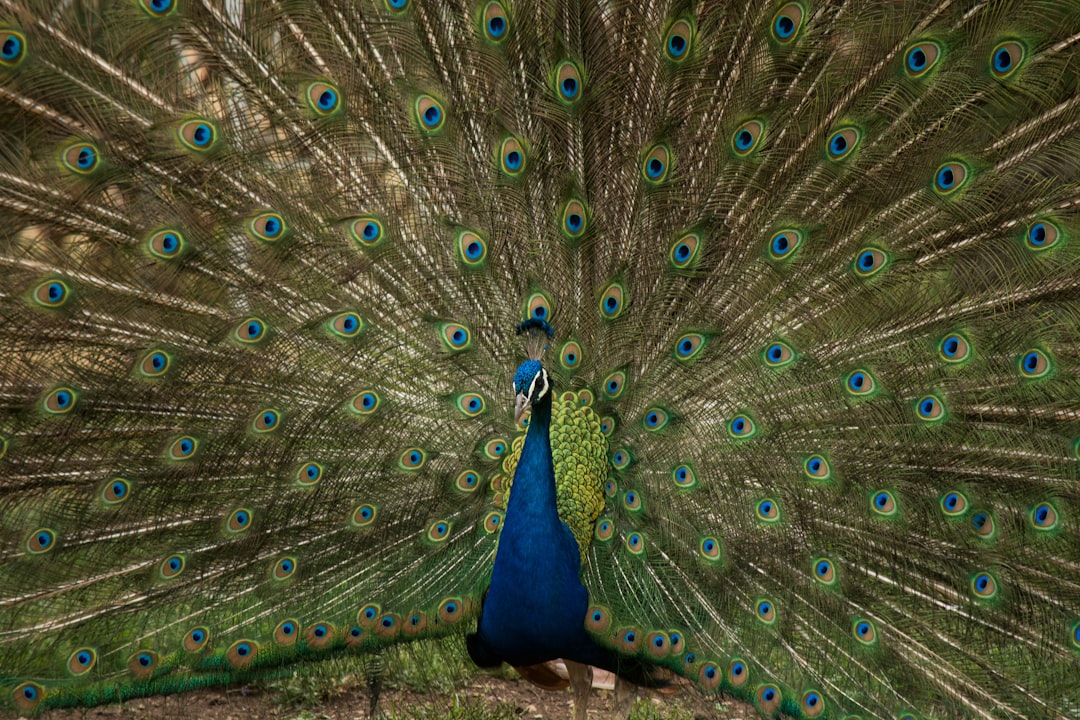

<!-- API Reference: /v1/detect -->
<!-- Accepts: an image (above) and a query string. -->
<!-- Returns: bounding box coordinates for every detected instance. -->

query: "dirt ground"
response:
[26,673,756,720]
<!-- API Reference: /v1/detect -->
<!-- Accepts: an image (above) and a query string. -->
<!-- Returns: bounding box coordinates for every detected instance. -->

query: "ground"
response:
[24,640,757,720]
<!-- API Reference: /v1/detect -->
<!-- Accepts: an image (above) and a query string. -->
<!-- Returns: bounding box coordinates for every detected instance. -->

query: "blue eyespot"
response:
[177,119,219,153]
[771,3,804,43]
[350,217,384,247]
[933,162,969,195]
[904,41,941,78]
[415,95,445,132]
[1,30,26,66]
[555,61,583,103]
[496,135,528,177]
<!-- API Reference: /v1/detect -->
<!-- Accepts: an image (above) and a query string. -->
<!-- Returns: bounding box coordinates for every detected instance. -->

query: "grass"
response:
[257,636,733,720]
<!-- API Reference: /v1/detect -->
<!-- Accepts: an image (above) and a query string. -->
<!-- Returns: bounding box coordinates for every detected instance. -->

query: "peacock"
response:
[1,0,1078,718]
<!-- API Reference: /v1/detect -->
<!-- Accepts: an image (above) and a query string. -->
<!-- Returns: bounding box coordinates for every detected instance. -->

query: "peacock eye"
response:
[0,29,27,68]
[306,82,342,116]
[664,19,693,62]
[499,136,526,176]
[990,41,1025,78]
[248,211,287,242]
[482,1,509,42]
[770,2,804,43]
[904,40,941,78]
[561,198,589,239]
[642,144,671,184]
[61,141,100,175]
[177,119,219,152]
[826,127,861,161]
[415,95,445,132]
[554,61,583,104]
[732,120,764,156]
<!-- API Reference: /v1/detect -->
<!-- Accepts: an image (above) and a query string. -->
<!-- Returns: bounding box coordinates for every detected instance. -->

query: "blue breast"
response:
[470,394,610,668]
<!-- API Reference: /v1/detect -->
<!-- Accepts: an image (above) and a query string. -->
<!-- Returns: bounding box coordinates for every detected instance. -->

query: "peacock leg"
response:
[611,675,636,720]
[565,660,593,720]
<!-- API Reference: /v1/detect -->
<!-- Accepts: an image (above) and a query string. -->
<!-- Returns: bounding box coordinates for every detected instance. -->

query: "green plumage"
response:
[1,0,1078,718]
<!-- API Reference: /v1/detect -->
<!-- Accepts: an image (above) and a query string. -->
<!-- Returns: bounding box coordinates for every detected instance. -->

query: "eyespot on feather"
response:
[167,435,198,460]
[498,136,526,176]
[351,504,377,527]
[415,94,445,132]
[26,528,56,554]
[672,464,697,488]
[138,0,176,17]
[698,662,721,690]
[482,2,510,43]
[128,651,158,678]
[305,622,335,648]
[802,690,825,717]
[561,199,589,239]
[160,554,185,579]
[990,41,1025,78]
[297,462,323,486]
[234,317,267,343]
[273,556,297,580]
[770,2,804,43]
[226,508,253,533]
[147,229,185,260]
[427,520,451,542]
[585,606,612,634]
[853,247,888,277]
[350,217,385,247]
[664,18,694,61]
[275,619,300,645]
[642,144,671,184]
[101,477,132,505]
[755,599,776,624]
[43,387,77,414]
[483,511,502,533]
[226,640,257,668]
[1024,220,1061,251]
[32,278,71,308]
[60,141,100,175]
[904,40,941,78]
[554,61,583,104]
[0,29,27,67]
[826,127,860,161]
[732,120,764,156]
[762,341,795,367]
[933,161,970,196]
[755,684,782,713]
[439,323,472,351]
[252,408,281,433]
[727,413,756,438]
[457,229,488,267]
[669,232,702,270]
[13,682,43,712]
[139,349,172,378]
[183,627,210,653]
[177,119,218,153]
[305,82,342,116]
[940,490,968,517]
[329,311,363,338]
[399,447,426,470]
[853,618,876,644]
[1018,349,1050,378]
[520,292,555,324]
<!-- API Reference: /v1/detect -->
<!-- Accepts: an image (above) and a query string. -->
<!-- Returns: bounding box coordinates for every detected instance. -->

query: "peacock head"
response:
[513,359,550,422]
[513,319,555,422]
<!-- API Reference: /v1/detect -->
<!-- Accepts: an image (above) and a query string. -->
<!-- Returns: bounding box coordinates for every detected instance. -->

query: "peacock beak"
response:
[514,392,530,423]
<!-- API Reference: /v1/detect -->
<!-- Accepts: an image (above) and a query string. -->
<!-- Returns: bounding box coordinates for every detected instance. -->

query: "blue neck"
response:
[468,390,608,668]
